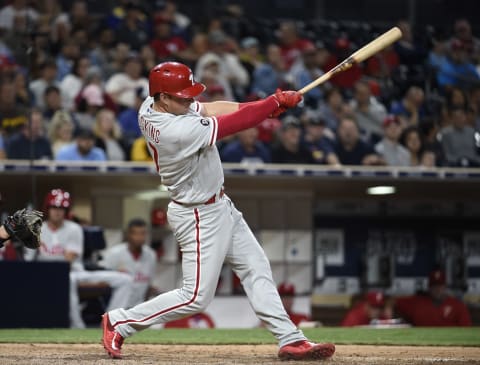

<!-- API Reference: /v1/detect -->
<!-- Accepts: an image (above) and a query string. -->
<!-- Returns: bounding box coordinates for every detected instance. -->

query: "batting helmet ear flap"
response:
[148,62,206,98]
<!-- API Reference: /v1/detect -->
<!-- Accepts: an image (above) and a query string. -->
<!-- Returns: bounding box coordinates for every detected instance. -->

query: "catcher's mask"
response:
[43,189,71,215]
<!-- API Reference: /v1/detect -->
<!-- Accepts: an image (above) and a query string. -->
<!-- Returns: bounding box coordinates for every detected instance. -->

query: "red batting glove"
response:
[273,88,303,109]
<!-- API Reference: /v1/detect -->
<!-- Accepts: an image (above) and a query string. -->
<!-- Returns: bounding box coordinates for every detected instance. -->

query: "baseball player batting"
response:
[102,62,335,361]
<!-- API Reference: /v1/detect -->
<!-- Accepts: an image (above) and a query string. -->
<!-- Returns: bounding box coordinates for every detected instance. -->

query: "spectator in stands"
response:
[150,15,187,60]
[342,291,392,326]
[302,115,340,165]
[323,37,363,90]
[395,270,471,326]
[59,56,90,110]
[93,109,126,161]
[118,88,144,145]
[375,115,410,166]
[0,0,38,33]
[450,19,480,63]
[74,83,105,130]
[29,60,59,109]
[418,117,445,166]
[440,87,469,127]
[43,85,63,119]
[390,86,426,127]
[195,53,234,101]
[75,67,118,115]
[48,110,75,158]
[177,32,209,67]
[317,87,349,132]
[68,0,90,31]
[6,109,52,160]
[197,30,249,99]
[394,20,428,70]
[12,70,30,108]
[469,86,480,130]
[400,126,424,166]
[25,189,133,328]
[115,2,148,52]
[0,80,28,137]
[239,37,262,82]
[102,218,157,308]
[55,39,80,81]
[350,80,388,143]
[0,133,6,159]
[130,137,152,162]
[439,107,480,167]
[289,42,325,108]
[221,127,271,163]
[277,21,313,70]
[56,128,106,161]
[251,44,287,96]
[335,117,384,166]
[271,115,313,164]
[105,56,149,111]
[89,26,116,80]
[365,45,399,82]
[277,282,310,327]
[37,0,70,46]
[437,39,480,92]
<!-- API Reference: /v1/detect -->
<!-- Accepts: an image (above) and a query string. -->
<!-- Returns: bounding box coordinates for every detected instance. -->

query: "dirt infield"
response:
[0,344,479,365]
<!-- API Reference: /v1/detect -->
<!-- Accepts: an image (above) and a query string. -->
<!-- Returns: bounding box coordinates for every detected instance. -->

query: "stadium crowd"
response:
[0,0,480,167]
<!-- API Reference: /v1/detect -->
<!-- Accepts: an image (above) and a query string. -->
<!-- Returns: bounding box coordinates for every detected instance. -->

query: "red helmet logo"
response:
[44,189,71,210]
[148,62,206,98]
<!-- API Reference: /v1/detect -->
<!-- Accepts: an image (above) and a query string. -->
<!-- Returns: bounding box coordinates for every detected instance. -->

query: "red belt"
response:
[172,188,224,206]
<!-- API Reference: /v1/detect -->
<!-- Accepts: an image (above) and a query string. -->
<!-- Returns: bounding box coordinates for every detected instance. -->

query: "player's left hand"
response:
[3,209,43,249]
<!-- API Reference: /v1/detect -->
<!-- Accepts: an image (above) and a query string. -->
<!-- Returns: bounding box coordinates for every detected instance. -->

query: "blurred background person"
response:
[301,114,339,165]
[6,109,52,160]
[400,126,424,166]
[56,128,106,161]
[341,291,392,326]
[102,218,157,308]
[47,110,75,158]
[395,269,471,326]
[271,116,313,164]
[93,109,126,161]
[334,117,384,166]
[220,127,271,163]
[375,115,410,166]
[277,282,310,327]
[439,107,480,167]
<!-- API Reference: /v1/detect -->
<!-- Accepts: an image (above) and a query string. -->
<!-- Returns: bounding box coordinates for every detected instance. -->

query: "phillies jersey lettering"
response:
[138,97,222,204]
[25,220,84,271]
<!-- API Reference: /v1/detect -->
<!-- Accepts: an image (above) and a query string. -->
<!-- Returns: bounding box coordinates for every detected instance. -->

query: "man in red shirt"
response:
[278,282,310,326]
[395,270,472,326]
[341,291,391,326]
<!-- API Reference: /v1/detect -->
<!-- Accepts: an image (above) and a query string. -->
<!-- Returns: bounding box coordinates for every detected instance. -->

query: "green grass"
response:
[0,328,479,346]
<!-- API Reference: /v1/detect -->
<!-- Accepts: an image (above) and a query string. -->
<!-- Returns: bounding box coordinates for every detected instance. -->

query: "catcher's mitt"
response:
[2,209,43,249]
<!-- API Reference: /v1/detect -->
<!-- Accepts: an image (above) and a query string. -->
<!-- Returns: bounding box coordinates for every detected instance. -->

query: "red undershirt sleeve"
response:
[216,96,279,139]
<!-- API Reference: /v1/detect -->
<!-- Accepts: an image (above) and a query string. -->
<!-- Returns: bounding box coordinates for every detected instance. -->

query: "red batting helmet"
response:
[44,189,72,210]
[148,62,206,98]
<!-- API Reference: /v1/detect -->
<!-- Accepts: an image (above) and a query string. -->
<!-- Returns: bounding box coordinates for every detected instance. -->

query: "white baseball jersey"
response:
[102,243,156,308]
[138,97,223,203]
[25,220,84,271]
[109,95,307,349]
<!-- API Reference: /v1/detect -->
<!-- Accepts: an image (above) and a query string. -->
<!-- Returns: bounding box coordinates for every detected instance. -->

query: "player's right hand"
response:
[273,89,303,109]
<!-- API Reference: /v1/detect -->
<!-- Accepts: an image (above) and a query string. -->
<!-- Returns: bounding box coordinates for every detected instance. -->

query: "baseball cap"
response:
[82,84,104,107]
[241,37,259,49]
[366,291,385,308]
[428,270,446,287]
[278,282,295,296]
[281,115,301,130]
[382,115,400,128]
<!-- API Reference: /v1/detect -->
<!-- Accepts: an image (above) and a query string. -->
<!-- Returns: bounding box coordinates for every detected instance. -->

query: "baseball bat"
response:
[298,27,402,95]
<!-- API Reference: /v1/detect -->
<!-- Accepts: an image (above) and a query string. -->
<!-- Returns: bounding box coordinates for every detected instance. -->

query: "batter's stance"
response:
[102,62,335,361]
